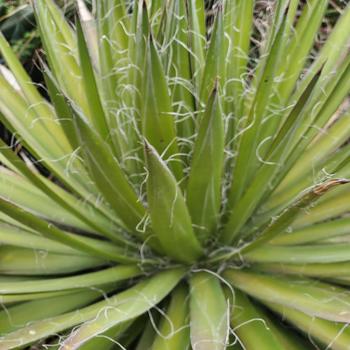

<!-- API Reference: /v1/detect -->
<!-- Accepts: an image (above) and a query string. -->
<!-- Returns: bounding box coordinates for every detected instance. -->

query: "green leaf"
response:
[255,261,350,279]
[135,316,158,350]
[187,0,206,97]
[151,285,190,350]
[200,5,224,104]
[294,2,350,100]
[0,290,104,334]
[0,222,80,255]
[163,0,195,145]
[0,197,134,263]
[95,0,133,163]
[0,137,126,242]
[73,112,145,234]
[267,302,350,350]
[0,63,108,219]
[190,271,229,350]
[267,53,350,211]
[271,218,350,246]
[145,142,203,263]
[264,109,350,214]
[0,270,183,349]
[223,0,254,120]
[226,13,289,222]
[0,290,76,306]
[121,0,149,174]
[142,34,183,180]
[43,67,79,150]
[292,182,350,228]
[76,19,110,144]
[241,179,349,253]
[0,265,141,294]
[149,0,166,36]
[254,303,311,350]
[0,166,107,234]
[221,66,324,243]
[78,320,134,350]
[0,68,91,196]
[244,243,350,264]
[186,84,224,242]
[33,0,91,119]
[76,0,99,68]
[231,291,286,350]
[255,0,326,149]
[252,0,300,148]
[0,246,104,276]
[0,32,71,157]
[276,0,328,102]
[224,269,350,323]
[59,268,184,349]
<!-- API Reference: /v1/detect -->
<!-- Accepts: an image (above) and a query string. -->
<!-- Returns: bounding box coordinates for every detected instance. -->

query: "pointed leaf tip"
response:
[145,144,203,263]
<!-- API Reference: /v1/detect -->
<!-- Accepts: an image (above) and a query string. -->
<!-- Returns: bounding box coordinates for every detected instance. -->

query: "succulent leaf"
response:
[0,0,349,348]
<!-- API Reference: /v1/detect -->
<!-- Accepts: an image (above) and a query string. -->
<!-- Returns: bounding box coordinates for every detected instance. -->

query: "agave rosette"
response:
[0,0,350,349]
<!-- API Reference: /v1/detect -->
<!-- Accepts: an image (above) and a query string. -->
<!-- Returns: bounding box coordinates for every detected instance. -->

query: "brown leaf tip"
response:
[313,178,350,196]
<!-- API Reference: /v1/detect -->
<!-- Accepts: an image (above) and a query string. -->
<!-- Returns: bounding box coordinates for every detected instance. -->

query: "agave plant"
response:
[0,0,350,348]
